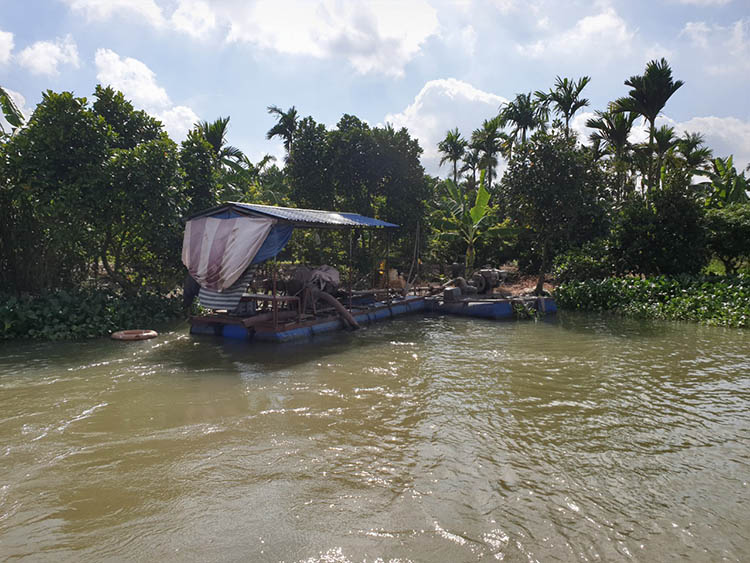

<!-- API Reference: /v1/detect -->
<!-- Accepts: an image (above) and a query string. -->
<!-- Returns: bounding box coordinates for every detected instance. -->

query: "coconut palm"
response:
[196,116,244,169]
[612,58,684,193]
[266,105,298,157]
[438,128,468,185]
[536,76,591,138]
[498,92,548,155]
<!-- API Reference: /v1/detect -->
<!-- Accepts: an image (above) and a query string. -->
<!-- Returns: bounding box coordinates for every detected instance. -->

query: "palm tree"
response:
[676,131,713,175]
[653,124,678,187]
[196,116,244,169]
[612,58,684,193]
[437,128,468,185]
[470,118,505,189]
[587,109,638,200]
[266,105,298,157]
[498,92,548,155]
[536,76,591,138]
[460,147,482,191]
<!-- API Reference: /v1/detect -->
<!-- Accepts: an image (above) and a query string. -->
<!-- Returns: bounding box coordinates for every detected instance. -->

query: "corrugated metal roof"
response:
[226,202,399,229]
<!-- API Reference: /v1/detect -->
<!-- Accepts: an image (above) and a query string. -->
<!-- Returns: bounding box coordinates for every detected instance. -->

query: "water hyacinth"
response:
[554,275,750,328]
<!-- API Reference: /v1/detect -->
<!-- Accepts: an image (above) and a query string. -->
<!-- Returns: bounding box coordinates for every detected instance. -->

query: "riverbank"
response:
[554,274,750,328]
[0,289,183,340]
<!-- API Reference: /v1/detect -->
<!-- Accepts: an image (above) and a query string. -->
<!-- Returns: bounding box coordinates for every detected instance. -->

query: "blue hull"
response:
[190,295,426,342]
[427,297,557,319]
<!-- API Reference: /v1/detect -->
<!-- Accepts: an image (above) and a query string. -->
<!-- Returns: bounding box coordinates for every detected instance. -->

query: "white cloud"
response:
[675,0,731,5]
[94,49,199,141]
[385,78,508,176]
[678,116,750,171]
[680,19,750,74]
[0,30,13,64]
[95,48,170,109]
[17,35,80,76]
[224,0,439,77]
[682,21,711,48]
[63,0,164,27]
[171,0,216,39]
[517,8,634,61]
[154,105,200,142]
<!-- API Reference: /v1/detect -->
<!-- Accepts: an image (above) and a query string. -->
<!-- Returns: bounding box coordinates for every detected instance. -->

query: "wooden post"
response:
[348,228,353,311]
[272,261,278,330]
[385,230,391,306]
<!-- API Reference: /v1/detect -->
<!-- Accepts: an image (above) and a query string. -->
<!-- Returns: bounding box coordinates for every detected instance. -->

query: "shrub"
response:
[553,239,613,283]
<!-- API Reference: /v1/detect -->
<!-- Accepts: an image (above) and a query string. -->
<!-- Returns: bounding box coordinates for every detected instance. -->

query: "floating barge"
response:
[190,294,426,342]
[426,296,557,319]
[184,202,426,343]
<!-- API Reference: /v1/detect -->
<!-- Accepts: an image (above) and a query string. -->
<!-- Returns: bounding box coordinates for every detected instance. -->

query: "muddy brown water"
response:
[1,313,749,562]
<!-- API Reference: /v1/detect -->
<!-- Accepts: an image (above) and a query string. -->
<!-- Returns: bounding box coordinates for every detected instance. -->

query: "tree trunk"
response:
[535,240,549,296]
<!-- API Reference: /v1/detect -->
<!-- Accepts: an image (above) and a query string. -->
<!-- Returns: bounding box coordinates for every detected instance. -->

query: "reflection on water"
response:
[1,313,749,561]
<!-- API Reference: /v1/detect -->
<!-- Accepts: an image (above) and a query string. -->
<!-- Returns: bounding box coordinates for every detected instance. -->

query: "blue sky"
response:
[1,0,749,176]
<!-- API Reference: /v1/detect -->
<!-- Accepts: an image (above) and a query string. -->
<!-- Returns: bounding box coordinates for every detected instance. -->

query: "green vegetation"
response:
[555,276,750,328]
[0,290,182,340]
[2,56,749,339]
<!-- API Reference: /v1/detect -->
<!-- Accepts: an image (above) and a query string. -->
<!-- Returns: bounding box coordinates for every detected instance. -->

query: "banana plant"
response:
[698,156,750,208]
[433,170,494,272]
[0,86,24,140]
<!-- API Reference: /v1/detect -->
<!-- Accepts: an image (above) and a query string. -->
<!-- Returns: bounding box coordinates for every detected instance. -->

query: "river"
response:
[1,313,749,562]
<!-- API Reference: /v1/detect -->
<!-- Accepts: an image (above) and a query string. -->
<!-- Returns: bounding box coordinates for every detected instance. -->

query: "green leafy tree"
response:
[612,58,684,193]
[181,128,219,215]
[610,181,707,276]
[286,116,333,209]
[704,203,750,274]
[536,76,591,138]
[437,128,467,185]
[1,87,189,294]
[1,90,111,291]
[501,133,607,294]
[92,85,161,149]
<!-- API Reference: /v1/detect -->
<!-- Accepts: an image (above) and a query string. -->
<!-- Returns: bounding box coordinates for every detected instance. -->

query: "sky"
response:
[1,0,749,177]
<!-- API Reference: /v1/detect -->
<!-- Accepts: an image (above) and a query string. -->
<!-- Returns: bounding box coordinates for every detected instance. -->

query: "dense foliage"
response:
[555,276,750,328]
[2,55,749,339]
[0,289,182,340]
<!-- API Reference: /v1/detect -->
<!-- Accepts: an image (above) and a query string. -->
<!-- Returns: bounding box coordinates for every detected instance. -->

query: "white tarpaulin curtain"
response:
[182,216,275,291]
